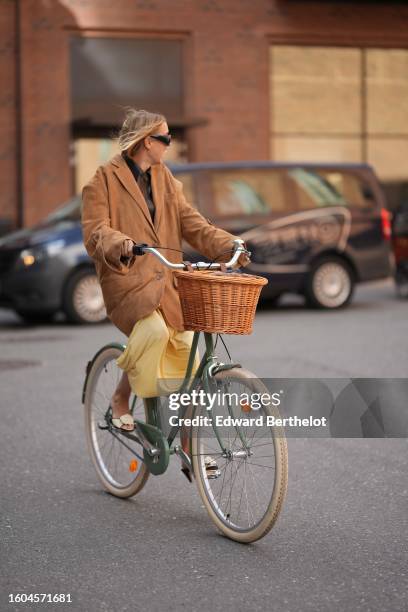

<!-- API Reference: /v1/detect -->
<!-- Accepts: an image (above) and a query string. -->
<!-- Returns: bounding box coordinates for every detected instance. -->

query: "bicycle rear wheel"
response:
[191,368,288,543]
[83,344,150,498]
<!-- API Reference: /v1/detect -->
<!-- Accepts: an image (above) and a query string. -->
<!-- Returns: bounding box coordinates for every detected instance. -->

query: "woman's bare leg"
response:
[180,425,190,456]
[111,370,191,453]
[180,402,193,457]
[111,371,133,430]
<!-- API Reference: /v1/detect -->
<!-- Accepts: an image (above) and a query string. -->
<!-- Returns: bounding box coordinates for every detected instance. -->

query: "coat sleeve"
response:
[173,175,250,268]
[81,167,135,275]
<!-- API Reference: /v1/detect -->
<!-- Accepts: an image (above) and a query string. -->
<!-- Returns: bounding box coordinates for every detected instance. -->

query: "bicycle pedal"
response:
[97,421,109,430]
[181,466,194,483]
[206,468,221,480]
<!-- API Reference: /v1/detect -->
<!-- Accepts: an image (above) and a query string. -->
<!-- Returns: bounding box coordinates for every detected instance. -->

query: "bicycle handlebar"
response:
[131,239,250,271]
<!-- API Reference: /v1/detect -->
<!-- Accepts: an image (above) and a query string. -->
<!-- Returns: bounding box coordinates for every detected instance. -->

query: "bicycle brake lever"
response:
[132,243,149,256]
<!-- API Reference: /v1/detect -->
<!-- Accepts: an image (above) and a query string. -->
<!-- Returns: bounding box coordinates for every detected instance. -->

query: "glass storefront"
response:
[270,45,408,210]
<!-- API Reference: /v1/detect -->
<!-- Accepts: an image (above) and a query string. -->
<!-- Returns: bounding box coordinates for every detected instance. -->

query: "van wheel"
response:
[305,257,354,309]
[63,268,107,324]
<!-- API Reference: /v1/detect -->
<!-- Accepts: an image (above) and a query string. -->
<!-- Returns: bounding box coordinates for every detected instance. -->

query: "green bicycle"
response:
[82,240,288,543]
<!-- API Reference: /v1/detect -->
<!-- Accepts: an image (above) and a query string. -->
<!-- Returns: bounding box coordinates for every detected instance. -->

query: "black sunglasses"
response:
[150,133,172,146]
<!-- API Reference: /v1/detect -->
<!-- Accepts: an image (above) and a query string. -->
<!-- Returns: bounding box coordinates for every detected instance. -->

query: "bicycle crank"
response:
[136,421,170,475]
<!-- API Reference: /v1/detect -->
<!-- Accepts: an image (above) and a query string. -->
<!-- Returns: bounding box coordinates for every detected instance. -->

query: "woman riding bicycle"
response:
[81,108,250,465]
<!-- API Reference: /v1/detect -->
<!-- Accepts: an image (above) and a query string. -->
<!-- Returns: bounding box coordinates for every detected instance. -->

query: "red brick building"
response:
[1,0,408,232]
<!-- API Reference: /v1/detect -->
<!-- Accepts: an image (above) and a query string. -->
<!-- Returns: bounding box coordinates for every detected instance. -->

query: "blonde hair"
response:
[117,108,166,155]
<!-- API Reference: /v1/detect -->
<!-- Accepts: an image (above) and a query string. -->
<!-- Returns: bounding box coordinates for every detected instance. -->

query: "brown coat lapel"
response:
[112,154,164,235]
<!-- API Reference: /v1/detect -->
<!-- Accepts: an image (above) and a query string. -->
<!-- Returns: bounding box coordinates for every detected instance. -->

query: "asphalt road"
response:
[1,279,407,612]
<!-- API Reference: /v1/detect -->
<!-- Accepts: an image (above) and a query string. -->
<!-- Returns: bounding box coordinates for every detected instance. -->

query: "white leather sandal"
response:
[180,455,221,483]
[204,456,221,479]
[111,413,134,431]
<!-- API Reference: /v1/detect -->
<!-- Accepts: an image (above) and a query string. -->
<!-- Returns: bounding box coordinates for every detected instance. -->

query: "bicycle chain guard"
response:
[136,421,170,475]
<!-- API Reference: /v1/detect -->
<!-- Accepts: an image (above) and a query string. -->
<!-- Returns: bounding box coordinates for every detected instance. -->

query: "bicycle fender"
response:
[81,342,126,404]
[211,362,242,376]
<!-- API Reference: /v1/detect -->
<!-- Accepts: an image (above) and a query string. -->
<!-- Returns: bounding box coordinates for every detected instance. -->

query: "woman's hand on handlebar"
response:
[237,252,251,267]
[236,241,251,268]
[120,238,135,264]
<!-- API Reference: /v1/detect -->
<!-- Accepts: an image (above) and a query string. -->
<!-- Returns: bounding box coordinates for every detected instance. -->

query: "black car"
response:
[0,198,103,324]
[0,161,392,324]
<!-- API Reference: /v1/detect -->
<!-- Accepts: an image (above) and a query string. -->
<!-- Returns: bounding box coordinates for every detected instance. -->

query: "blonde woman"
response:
[81,108,250,474]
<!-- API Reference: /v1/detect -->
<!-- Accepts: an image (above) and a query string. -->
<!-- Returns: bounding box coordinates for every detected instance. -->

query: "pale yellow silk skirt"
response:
[116,308,200,398]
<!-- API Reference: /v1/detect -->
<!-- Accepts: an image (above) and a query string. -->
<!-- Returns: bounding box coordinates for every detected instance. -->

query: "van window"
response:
[289,169,371,210]
[211,169,287,216]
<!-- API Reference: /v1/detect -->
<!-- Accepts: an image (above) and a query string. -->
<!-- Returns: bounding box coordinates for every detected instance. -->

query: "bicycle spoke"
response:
[243,462,254,527]
[247,463,274,502]
[249,454,275,459]
[225,459,245,520]
[249,440,279,450]
[244,460,275,469]
[191,451,224,457]
[246,462,271,508]
[235,466,246,525]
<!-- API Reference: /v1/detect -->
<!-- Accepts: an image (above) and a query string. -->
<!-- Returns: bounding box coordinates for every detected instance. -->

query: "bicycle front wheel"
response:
[83,344,150,498]
[191,368,288,543]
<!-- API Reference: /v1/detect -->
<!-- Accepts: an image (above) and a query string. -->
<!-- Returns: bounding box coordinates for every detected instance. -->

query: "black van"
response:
[176,161,392,308]
[0,161,392,324]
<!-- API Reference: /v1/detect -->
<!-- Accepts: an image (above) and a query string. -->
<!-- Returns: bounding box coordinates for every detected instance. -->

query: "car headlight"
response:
[19,249,37,267]
[18,247,45,267]
[17,239,66,268]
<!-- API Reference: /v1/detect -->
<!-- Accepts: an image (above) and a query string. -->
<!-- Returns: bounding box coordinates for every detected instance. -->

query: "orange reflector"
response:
[241,403,251,413]
[129,459,138,472]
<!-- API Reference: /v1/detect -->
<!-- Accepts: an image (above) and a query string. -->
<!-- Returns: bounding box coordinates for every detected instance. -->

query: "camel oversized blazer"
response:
[81,153,244,336]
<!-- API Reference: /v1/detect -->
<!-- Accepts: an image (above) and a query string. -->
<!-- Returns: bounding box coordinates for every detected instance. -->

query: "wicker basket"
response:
[174,270,268,335]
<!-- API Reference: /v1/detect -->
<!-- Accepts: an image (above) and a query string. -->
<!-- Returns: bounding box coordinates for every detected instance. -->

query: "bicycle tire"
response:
[83,344,150,498]
[191,368,288,543]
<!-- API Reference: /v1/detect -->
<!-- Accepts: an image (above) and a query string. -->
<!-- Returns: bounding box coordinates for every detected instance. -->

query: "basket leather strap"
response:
[183,260,195,272]
[183,261,228,273]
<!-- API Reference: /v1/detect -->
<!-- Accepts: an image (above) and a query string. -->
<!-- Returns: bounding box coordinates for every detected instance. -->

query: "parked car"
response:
[0,197,104,324]
[392,201,408,298]
[0,161,392,324]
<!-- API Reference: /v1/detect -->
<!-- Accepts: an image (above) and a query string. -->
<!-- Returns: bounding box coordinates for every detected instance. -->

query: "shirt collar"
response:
[122,151,151,179]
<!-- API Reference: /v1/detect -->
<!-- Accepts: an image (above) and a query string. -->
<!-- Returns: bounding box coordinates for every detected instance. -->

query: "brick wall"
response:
[0,0,17,230]
[19,0,74,227]
[1,0,408,227]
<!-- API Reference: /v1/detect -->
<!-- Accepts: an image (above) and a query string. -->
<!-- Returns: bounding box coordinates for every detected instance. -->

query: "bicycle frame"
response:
[114,330,242,471]
[146,331,240,443]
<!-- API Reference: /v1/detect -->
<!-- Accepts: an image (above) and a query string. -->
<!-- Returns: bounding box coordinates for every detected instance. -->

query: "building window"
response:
[270,45,408,210]
[70,36,186,193]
